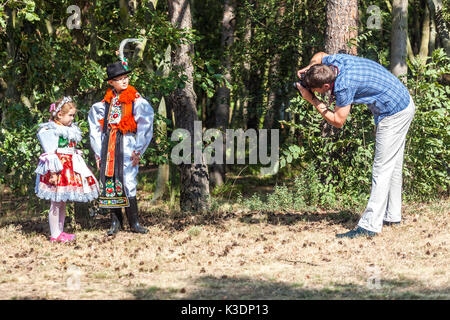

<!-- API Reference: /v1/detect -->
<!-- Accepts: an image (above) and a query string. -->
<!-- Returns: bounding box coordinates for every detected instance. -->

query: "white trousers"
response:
[358,97,415,233]
[123,134,139,197]
[123,153,138,197]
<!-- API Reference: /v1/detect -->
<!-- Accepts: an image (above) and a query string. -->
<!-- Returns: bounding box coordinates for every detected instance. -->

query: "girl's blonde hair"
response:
[50,97,77,121]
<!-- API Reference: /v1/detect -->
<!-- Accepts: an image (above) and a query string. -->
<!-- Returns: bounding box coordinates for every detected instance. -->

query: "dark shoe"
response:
[383,220,401,226]
[125,197,148,234]
[107,209,123,236]
[336,226,376,239]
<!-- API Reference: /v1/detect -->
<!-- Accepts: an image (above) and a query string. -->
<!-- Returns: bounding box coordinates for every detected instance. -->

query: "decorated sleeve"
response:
[36,126,62,174]
[37,126,59,153]
[88,101,105,158]
[133,98,154,156]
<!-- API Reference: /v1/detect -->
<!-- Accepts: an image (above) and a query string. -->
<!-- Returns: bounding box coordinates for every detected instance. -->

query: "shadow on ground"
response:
[0,204,361,236]
[129,275,449,300]
[238,210,360,229]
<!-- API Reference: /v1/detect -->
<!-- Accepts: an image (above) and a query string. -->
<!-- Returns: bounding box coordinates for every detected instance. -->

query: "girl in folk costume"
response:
[35,97,99,243]
[88,61,154,235]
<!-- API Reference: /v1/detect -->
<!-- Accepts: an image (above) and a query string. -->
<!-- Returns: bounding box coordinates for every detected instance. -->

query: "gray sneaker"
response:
[383,220,401,226]
[336,226,377,239]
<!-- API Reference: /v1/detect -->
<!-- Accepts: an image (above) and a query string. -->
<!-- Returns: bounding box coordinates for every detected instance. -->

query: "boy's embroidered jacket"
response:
[88,85,154,160]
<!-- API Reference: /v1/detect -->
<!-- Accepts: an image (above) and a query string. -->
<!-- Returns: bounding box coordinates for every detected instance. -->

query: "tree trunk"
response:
[151,98,170,203]
[325,0,358,55]
[88,1,98,60]
[391,0,408,82]
[239,0,262,131]
[210,0,236,188]
[429,11,437,54]
[263,54,282,129]
[426,0,450,56]
[407,33,416,62]
[241,9,252,129]
[5,8,19,106]
[167,0,210,213]
[0,78,6,125]
[246,62,263,130]
[151,44,173,202]
[419,4,431,62]
[323,0,358,136]
[215,0,235,131]
[119,0,130,26]
[263,2,286,130]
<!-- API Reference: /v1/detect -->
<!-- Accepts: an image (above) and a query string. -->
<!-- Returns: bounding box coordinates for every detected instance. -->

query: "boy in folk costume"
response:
[88,61,154,235]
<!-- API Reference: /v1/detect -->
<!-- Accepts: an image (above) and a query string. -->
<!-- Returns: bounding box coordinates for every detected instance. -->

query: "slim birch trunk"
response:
[391,0,408,82]
[211,0,236,187]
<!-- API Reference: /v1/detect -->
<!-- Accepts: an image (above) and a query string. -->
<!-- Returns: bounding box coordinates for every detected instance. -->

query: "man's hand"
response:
[49,172,58,186]
[297,66,311,77]
[131,151,141,167]
[295,83,314,104]
[296,52,329,77]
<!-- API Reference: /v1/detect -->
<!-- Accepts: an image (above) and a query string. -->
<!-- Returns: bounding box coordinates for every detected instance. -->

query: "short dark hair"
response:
[304,64,336,89]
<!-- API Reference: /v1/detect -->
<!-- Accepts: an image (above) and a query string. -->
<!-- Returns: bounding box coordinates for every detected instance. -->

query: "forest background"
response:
[0,0,448,217]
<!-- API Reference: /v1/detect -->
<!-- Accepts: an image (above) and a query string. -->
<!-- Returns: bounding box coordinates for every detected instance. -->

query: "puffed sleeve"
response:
[35,126,63,174]
[37,126,59,153]
[133,97,154,155]
[88,101,105,158]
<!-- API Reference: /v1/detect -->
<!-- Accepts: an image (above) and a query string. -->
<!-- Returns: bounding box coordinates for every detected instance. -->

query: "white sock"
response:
[58,202,67,233]
[49,201,62,239]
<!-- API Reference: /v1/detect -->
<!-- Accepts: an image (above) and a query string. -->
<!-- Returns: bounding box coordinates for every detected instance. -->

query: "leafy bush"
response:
[238,163,345,212]
[0,124,40,194]
[279,49,449,204]
[404,49,450,200]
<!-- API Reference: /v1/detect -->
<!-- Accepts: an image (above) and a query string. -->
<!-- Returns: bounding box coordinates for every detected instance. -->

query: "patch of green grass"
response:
[187,226,202,237]
[92,272,109,279]
[132,286,161,299]
[291,282,304,288]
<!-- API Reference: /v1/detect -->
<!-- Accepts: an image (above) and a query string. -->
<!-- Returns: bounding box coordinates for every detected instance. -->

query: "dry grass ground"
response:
[0,198,448,300]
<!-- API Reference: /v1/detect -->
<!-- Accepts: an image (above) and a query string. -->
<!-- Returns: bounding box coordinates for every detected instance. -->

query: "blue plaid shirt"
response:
[322,54,411,125]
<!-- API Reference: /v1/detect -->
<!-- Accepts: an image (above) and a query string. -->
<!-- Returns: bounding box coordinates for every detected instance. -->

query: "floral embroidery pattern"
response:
[105,178,116,197]
[115,179,123,196]
[99,197,128,207]
[108,96,122,124]
[58,136,69,148]
[102,86,138,134]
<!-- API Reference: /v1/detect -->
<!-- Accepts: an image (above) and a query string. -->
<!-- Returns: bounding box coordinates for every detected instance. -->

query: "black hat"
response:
[106,61,132,81]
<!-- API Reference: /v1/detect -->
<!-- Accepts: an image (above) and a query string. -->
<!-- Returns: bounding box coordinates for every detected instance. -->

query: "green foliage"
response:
[237,163,362,213]
[0,0,448,217]
[404,49,450,200]
[230,0,326,127]
[0,124,40,194]
[441,0,450,23]
[0,1,197,203]
[279,49,449,204]
[141,112,176,166]
[280,96,375,199]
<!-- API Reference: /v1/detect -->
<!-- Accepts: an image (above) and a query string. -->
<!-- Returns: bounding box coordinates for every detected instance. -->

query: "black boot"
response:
[107,208,123,236]
[125,197,148,234]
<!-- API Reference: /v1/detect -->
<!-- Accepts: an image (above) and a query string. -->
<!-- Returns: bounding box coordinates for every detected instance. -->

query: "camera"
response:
[293,73,310,97]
